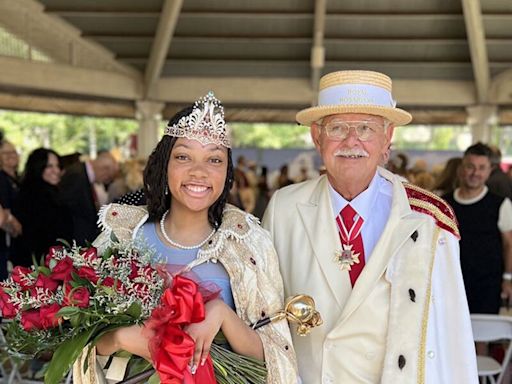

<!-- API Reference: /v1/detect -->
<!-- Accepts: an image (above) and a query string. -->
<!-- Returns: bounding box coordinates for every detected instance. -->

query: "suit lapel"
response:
[297,177,352,308]
[336,169,425,325]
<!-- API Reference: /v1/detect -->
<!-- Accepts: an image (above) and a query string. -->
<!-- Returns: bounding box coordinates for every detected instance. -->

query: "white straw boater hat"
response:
[296,70,412,126]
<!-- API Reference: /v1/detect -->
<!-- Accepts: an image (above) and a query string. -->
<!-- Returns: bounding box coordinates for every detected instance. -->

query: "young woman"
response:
[76,93,298,383]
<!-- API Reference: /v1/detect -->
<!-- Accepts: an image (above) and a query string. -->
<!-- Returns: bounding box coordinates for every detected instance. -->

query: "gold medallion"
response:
[334,243,360,271]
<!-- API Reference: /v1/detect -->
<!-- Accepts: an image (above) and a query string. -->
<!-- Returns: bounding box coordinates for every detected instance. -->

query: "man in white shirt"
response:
[263,70,478,383]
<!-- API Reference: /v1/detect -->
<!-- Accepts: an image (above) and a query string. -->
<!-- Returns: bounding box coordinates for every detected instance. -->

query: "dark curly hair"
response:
[143,105,234,229]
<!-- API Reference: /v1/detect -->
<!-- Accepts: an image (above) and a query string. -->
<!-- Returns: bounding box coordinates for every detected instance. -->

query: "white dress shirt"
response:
[328,172,393,261]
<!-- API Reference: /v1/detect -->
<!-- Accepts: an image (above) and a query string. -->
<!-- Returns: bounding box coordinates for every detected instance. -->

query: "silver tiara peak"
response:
[165,92,231,148]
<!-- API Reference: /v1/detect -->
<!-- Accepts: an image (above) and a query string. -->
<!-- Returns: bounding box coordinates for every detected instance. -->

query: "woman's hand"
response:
[184,299,226,373]
[95,324,153,362]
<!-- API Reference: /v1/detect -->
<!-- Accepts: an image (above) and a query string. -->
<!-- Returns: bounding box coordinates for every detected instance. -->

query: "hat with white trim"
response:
[296,70,412,126]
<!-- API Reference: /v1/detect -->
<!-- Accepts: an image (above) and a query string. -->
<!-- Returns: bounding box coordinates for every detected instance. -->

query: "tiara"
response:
[164,92,231,148]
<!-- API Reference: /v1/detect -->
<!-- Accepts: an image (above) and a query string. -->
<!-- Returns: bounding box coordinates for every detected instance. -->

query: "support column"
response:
[466,104,498,144]
[310,0,326,105]
[135,100,165,158]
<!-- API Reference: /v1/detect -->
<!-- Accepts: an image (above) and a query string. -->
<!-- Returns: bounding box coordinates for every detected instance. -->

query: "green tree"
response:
[0,110,138,169]
[230,123,312,148]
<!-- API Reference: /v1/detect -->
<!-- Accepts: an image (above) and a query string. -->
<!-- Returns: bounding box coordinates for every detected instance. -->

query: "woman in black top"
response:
[14,148,73,267]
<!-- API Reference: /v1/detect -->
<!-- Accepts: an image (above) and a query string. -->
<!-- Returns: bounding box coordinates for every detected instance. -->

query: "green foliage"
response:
[392,124,472,151]
[0,109,138,169]
[230,122,312,149]
[44,326,99,384]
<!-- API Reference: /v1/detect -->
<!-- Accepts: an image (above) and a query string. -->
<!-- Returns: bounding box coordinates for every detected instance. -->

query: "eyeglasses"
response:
[321,120,384,141]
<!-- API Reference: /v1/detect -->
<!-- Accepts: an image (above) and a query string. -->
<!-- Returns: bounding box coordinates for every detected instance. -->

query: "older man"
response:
[263,70,477,383]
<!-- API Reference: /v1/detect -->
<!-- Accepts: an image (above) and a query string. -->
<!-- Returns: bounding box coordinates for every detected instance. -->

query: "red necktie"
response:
[336,205,366,286]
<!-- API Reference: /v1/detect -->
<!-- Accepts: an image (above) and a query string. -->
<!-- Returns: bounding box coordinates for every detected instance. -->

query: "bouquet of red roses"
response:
[0,240,267,384]
[0,240,166,384]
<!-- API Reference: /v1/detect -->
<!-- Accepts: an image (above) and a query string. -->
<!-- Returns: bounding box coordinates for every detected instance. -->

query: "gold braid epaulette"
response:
[404,183,460,239]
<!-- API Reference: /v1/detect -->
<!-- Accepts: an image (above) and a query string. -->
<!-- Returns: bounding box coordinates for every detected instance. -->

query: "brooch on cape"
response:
[333,243,360,271]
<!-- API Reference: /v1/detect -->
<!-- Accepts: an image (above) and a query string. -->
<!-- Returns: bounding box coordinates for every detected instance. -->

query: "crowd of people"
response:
[5,69,512,383]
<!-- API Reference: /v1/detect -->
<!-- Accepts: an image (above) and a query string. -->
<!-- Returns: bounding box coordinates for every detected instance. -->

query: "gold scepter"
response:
[250,294,323,336]
[120,294,322,384]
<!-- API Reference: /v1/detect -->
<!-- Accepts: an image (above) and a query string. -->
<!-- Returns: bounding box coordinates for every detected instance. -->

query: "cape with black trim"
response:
[404,182,460,239]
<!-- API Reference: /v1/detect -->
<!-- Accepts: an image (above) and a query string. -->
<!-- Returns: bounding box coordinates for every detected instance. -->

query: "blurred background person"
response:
[487,145,512,200]
[432,157,462,196]
[245,160,259,192]
[107,158,146,203]
[60,151,118,246]
[442,143,512,338]
[253,165,270,219]
[14,148,73,267]
[387,152,409,180]
[411,170,435,191]
[0,134,22,280]
[234,155,255,213]
[276,164,293,189]
[294,165,310,183]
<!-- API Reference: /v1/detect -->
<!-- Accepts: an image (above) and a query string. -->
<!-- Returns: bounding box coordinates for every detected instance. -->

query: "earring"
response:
[165,185,169,195]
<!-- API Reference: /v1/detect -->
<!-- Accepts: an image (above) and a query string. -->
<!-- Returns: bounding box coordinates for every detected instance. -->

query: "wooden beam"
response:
[0,0,138,76]
[0,56,478,108]
[150,77,313,105]
[393,79,476,106]
[310,0,326,98]
[490,68,512,105]
[144,0,183,98]
[152,77,477,107]
[0,57,142,100]
[0,92,135,118]
[461,0,490,103]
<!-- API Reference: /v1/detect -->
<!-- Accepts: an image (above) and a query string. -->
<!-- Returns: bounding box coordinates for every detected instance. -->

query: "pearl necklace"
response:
[159,210,216,250]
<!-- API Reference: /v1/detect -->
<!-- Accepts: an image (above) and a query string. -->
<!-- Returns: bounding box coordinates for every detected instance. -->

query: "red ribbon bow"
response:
[147,275,216,384]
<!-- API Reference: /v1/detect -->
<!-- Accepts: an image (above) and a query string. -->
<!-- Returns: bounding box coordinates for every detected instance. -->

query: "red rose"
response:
[77,266,99,284]
[129,261,139,279]
[102,276,121,289]
[45,246,64,266]
[11,266,33,290]
[21,309,45,331]
[51,257,75,281]
[63,286,90,308]
[81,247,98,263]
[0,288,19,318]
[40,303,62,329]
[35,274,60,292]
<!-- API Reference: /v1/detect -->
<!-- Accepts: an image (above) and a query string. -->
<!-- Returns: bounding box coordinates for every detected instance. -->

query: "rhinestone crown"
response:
[164,92,231,148]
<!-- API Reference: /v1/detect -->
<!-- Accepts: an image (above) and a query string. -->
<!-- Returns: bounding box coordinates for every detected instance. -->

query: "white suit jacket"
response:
[263,168,478,384]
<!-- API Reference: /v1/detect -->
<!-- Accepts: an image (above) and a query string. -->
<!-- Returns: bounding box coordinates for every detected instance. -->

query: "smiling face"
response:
[311,113,394,199]
[167,138,228,215]
[459,154,492,193]
[42,153,62,186]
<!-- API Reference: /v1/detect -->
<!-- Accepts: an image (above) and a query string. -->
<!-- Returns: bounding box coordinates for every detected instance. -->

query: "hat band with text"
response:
[318,84,397,108]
